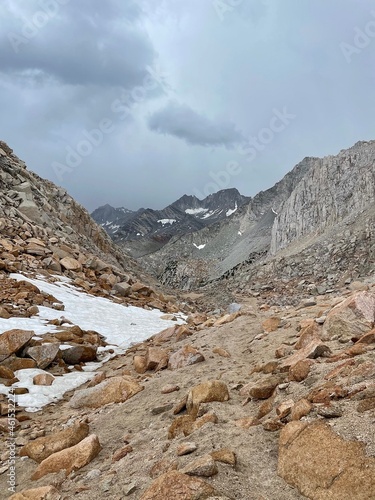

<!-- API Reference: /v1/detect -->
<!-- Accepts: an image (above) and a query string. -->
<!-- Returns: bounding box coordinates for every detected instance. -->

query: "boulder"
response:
[168,345,205,370]
[290,399,312,421]
[288,359,313,382]
[211,449,236,466]
[20,421,89,462]
[61,345,97,365]
[295,322,321,349]
[212,347,231,358]
[262,316,281,333]
[280,340,331,370]
[32,434,101,480]
[114,281,132,297]
[214,312,240,326]
[241,375,284,400]
[0,306,10,319]
[0,365,15,379]
[177,442,197,456]
[133,355,147,374]
[26,343,60,369]
[278,421,375,499]
[0,329,34,361]
[276,399,295,419]
[153,325,192,343]
[2,355,37,370]
[186,380,229,416]
[33,373,55,386]
[69,376,143,408]
[9,486,61,500]
[112,444,133,462]
[140,471,218,499]
[59,256,82,271]
[132,282,153,295]
[182,454,218,477]
[323,291,375,342]
[145,347,169,371]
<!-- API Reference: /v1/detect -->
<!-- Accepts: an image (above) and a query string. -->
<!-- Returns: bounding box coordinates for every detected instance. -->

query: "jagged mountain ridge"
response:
[141,156,314,288]
[91,188,250,257]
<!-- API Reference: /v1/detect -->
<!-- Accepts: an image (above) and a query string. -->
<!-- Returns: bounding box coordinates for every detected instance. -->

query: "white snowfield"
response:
[0,274,185,411]
[193,243,206,250]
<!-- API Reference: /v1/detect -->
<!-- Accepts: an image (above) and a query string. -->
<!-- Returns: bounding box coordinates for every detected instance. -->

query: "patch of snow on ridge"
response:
[193,243,206,250]
[185,208,208,215]
[226,203,238,217]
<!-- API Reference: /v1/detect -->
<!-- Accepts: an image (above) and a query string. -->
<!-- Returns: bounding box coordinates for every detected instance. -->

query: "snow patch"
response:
[272,208,278,215]
[0,274,185,411]
[185,208,208,215]
[193,243,206,250]
[226,203,238,217]
[201,211,215,219]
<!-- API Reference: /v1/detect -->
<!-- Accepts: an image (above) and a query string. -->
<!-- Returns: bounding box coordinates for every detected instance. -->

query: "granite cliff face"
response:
[270,141,375,254]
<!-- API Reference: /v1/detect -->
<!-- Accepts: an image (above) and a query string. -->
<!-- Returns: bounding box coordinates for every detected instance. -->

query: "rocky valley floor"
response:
[2,274,375,499]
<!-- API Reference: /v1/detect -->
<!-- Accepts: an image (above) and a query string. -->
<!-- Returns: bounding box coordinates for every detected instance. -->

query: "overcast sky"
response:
[1,0,374,211]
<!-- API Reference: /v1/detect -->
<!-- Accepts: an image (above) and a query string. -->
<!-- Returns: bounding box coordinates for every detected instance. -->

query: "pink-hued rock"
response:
[323,291,375,342]
[31,434,101,480]
[168,345,205,370]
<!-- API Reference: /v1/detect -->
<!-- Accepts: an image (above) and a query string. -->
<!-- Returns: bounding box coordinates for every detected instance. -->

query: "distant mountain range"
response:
[91,188,250,257]
[92,140,375,292]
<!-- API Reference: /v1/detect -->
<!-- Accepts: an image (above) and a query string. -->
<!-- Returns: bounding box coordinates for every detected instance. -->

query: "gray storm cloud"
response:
[148,101,243,148]
[1,0,154,88]
[0,0,374,212]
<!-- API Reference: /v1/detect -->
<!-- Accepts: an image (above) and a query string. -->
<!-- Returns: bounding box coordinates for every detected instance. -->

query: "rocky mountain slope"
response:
[4,277,375,499]
[138,141,375,291]
[1,141,375,500]
[91,189,250,258]
[0,141,150,285]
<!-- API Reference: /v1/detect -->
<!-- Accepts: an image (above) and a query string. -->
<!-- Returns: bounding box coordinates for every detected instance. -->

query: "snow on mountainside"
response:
[91,188,250,258]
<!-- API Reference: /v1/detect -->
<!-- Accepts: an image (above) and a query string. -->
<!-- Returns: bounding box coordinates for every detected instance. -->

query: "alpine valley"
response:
[1,139,375,500]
